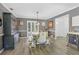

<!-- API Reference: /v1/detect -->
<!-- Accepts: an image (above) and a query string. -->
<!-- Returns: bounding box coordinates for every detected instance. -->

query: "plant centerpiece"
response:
[33,34,39,44]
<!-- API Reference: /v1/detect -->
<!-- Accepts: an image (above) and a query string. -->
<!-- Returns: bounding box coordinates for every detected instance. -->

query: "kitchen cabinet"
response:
[0,17,4,53]
[0,35,3,50]
[3,12,19,49]
[67,32,79,49]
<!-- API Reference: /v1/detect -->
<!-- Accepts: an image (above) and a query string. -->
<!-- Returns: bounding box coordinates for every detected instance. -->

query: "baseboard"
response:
[55,36,67,40]
[20,37,27,39]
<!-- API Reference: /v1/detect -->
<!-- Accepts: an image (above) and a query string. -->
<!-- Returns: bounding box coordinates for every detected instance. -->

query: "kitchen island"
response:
[67,32,79,50]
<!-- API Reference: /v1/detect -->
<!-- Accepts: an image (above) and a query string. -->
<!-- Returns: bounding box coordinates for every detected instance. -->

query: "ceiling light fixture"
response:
[36,11,40,25]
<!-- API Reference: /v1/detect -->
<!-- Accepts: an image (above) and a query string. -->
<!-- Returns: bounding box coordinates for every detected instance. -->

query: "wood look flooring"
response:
[1,37,79,55]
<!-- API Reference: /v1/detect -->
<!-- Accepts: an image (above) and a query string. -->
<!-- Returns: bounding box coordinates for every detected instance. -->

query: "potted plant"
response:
[33,34,39,45]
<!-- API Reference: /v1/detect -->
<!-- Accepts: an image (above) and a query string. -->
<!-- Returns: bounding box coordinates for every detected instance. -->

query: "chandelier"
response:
[36,11,40,25]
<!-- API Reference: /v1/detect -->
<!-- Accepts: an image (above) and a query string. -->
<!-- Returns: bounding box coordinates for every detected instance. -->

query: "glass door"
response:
[27,21,39,37]
[27,21,32,37]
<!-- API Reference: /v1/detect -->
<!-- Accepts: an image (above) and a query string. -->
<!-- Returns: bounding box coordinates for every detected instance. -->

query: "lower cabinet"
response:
[68,34,79,49]
[68,34,77,45]
[0,36,3,50]
[14,33,19,48]
[3,35,14,50]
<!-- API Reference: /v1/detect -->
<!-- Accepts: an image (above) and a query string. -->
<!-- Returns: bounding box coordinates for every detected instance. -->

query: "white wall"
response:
[55,14,69,37]
[72,15,79,26]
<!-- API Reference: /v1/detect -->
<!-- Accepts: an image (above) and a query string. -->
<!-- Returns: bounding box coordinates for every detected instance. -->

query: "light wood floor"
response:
[1,37,79,55]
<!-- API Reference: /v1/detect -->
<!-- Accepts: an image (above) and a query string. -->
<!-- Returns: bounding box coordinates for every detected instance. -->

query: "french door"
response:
[27,21,39,37]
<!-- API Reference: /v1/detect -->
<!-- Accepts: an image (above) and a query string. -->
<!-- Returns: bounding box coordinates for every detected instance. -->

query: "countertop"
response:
[0,33,4,36]
[68,32,79,35]
[11,32,19,35]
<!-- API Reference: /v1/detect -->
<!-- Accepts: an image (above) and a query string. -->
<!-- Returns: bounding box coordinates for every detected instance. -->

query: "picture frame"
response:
[48,21,53,28]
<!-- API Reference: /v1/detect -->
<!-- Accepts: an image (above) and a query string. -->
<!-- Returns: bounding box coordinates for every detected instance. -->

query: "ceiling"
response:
[2,3,79,19]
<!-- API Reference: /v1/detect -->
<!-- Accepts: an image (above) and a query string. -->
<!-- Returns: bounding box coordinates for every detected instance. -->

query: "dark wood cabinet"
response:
[3,12,14,49]
[0,36,3,50]
[3,35,14,49]
[3,13,11,35]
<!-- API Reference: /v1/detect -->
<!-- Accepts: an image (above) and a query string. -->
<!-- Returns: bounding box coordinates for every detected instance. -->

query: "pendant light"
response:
[36,11,40,25]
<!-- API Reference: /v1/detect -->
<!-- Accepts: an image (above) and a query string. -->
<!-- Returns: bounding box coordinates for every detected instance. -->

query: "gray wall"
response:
[50,7,79,32]
[16,18,48,37]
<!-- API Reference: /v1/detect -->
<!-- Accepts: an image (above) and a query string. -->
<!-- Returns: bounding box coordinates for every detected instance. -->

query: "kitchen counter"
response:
[68,32,79,35]
[11,32,19,35]
[0,33,4,36]
[67,32,79,49]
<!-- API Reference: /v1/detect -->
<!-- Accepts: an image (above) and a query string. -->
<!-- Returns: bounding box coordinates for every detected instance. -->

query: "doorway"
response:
[27,21,39,37]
